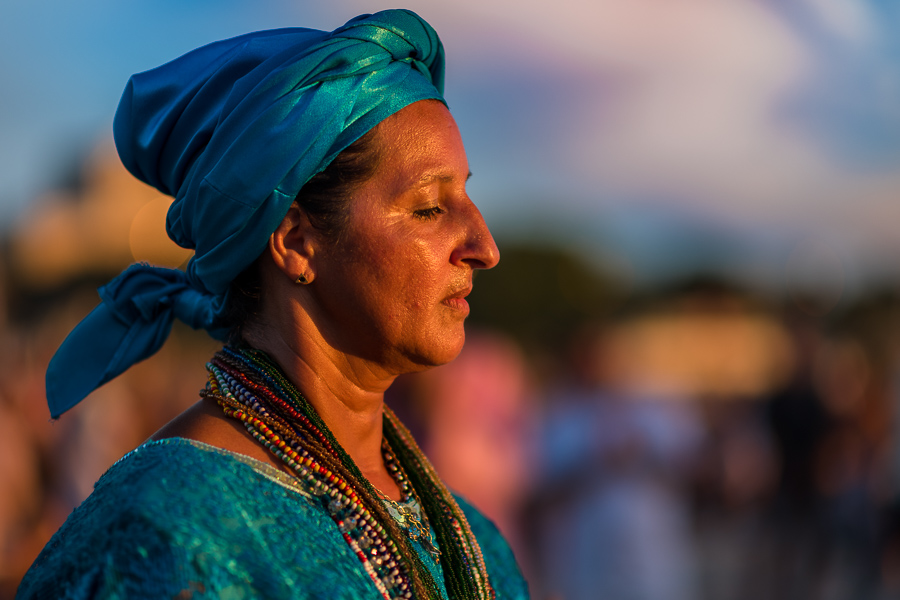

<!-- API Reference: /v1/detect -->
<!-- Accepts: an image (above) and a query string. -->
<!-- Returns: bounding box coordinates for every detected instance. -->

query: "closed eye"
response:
[413,206,445,220]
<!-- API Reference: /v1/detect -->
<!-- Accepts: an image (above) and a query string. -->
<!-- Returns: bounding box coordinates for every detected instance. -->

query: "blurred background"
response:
[3,1,900,598]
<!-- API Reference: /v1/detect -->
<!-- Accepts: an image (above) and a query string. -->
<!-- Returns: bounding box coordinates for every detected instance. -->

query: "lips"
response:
[442,284,472,313]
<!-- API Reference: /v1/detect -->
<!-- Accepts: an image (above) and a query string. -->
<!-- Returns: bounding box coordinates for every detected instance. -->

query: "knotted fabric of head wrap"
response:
[45,9,446,418]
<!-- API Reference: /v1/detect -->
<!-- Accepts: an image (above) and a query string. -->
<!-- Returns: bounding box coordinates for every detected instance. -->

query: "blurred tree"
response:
[466,242,624,353]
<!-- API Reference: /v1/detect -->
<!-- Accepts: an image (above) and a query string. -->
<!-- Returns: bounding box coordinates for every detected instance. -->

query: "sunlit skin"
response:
[153,100,499,500]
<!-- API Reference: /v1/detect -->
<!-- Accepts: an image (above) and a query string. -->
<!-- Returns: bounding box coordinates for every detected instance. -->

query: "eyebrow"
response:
[415,171,473,185]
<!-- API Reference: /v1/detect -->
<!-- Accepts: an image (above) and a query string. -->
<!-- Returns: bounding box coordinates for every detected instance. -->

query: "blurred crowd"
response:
[394,285,900,600]
[3,148,900,600]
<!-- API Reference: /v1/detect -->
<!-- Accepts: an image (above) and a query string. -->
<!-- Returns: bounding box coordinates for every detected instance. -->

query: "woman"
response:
[19,10,528,600]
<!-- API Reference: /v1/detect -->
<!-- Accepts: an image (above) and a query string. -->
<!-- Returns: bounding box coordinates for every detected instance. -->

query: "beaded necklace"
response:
[379,440,441,560]
[202,346,494,600]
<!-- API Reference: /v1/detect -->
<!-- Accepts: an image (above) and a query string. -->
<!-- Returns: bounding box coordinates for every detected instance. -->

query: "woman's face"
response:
[311,100,499,375]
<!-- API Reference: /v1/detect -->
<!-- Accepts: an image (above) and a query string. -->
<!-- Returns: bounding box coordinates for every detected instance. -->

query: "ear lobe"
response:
[268,202,317,283]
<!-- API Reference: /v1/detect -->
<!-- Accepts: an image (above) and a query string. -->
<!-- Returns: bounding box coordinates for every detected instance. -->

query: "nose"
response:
[452,201,500,270]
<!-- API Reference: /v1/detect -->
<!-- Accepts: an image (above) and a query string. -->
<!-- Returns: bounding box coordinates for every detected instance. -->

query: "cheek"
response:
[346,237,428,317]
[372,234,439,284]
[405,243,446,297]
[340,223,455,321]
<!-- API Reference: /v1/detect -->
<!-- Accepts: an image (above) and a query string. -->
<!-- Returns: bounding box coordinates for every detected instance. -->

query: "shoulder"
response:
[453,494,531,600]
[16,441,204,599]
[149,397,284,470]
[18,440,373,599]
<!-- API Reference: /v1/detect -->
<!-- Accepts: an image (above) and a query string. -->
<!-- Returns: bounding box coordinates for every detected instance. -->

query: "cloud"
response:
[801,0,875,43]
[7,0,900,278]
[387,1,899,252]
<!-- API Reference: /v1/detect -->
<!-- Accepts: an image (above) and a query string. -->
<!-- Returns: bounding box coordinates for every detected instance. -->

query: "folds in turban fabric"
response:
[46,9,446,417]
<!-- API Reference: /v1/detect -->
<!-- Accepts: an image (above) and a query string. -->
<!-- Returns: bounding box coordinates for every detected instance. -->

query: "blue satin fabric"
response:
[17,439,530,599]
[46,9,446,418]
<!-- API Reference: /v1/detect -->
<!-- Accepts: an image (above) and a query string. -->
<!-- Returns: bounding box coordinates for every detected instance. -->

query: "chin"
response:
[404,332,466,372]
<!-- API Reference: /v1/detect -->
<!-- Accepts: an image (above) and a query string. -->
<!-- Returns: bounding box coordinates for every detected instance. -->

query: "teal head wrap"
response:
[46,9,446,418]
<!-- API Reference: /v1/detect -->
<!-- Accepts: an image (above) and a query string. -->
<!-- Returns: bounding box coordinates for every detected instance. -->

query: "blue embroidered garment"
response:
[17,439,529,599]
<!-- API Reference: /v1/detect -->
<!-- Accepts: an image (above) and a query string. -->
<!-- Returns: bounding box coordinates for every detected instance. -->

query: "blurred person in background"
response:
[0,369,42,598]
[530,324,705,600]
[764,312,834,599]
[757,304,894,599]
[18,10,528,599]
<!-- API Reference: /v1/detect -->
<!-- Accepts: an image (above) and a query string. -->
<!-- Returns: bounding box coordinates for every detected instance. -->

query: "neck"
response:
[242,314,402,499]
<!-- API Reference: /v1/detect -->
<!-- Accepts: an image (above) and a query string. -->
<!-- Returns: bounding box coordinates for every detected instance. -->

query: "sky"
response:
[3,0,900,292]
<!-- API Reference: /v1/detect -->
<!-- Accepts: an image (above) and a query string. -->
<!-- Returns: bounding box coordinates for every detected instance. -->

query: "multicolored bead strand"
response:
[383,407,493,599]
[201,347,499,599]
[204,357,418,598]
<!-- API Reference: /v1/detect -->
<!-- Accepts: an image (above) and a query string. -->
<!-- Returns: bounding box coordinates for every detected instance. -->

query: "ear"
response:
[268,202,318,284]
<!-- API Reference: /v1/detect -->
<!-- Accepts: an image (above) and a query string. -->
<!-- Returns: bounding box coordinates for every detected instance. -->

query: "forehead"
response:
[372,100,467,182]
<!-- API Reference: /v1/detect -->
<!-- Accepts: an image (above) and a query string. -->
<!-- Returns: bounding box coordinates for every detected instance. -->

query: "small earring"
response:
[295,274,309,285]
